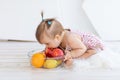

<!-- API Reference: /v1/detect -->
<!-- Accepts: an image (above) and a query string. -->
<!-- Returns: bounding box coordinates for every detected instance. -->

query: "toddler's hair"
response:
[36,12,64,43]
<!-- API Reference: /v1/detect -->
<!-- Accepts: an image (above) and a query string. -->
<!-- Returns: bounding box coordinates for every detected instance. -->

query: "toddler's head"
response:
[36,13,65,48]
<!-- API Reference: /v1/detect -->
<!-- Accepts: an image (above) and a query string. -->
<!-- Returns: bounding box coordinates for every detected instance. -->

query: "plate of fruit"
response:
[28,48,64,69]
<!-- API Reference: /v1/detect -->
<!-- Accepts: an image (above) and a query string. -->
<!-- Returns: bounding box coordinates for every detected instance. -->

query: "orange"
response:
[31,52,46,68]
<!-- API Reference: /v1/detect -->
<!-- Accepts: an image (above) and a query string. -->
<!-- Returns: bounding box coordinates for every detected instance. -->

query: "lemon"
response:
[57,60,62,65]
[43,59,58,69]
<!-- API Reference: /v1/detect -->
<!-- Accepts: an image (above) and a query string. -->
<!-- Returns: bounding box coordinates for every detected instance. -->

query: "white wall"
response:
[83,0,120,41]
[0,0,97,41]
[58,0,97,35]
[0,0,60,41]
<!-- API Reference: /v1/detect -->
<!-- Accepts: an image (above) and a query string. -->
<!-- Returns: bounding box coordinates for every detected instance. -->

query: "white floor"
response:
[0,41,120,80]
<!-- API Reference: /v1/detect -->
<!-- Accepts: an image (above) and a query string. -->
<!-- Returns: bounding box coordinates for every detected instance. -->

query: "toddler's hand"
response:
[64,50,72,61]
[63,50,73,68]
[64,58,73,66]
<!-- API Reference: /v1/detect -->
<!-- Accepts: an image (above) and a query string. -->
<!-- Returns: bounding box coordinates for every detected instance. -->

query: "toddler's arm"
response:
[79,49,97,59]
[67,36,87,58]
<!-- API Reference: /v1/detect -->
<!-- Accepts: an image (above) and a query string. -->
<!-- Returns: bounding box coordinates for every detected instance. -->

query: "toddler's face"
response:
[40,34,61,48]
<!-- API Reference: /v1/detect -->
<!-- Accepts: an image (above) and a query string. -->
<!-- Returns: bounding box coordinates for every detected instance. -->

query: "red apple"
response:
[45,48,53,57]
[52,48,64,57]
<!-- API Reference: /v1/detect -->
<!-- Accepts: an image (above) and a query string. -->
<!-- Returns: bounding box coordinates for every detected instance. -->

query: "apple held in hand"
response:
[45,48,64,57]
[52,48,64,57]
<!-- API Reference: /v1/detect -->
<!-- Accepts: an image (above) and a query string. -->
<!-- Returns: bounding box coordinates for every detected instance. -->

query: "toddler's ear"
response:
[55,31,65,41]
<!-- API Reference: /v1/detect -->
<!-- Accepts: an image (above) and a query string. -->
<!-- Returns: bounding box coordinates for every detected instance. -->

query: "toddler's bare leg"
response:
[79,49,97,59]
